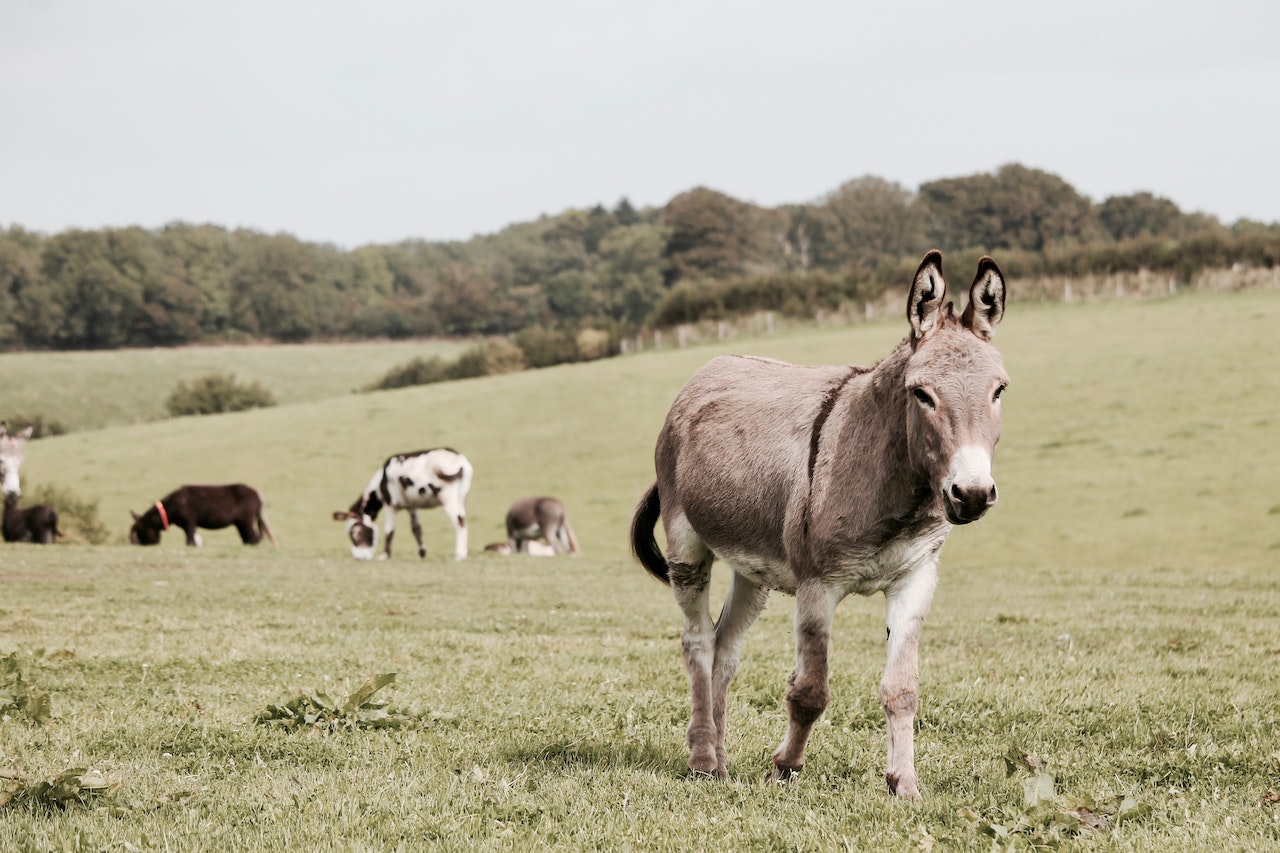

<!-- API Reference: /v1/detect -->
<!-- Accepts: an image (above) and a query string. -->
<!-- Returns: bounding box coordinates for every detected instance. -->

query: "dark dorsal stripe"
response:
[807,368,860,485]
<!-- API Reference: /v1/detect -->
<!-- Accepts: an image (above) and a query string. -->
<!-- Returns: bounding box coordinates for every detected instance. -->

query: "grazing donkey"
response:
[130,484,277,547]
[505,496,580,555]
[333,448,472,560]
[0,422,34,499]
[631,250,1009,798]
[4,493,63,544]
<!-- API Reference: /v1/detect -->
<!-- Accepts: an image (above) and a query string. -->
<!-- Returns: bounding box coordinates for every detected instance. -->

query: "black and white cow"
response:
[333,448,473,561]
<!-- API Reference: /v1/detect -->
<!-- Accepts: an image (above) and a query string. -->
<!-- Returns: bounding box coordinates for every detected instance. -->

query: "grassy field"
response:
[3,287,1280,849]
[0,337,475,431]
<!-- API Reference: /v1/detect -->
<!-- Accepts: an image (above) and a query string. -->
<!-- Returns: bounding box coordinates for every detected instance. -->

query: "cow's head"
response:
[332,509,377,560]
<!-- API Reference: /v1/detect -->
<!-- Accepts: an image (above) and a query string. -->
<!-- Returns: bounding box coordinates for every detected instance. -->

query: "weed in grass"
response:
[254,672,421,731]
[0,652,50,724]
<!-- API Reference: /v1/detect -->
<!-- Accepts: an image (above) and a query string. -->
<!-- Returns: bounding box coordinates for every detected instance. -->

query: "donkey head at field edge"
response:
[904,250,1009,525]
[0,422,35,499]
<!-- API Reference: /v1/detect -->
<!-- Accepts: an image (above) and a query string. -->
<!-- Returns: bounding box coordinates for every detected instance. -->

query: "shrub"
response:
[514,327,579,368]
[24,483,109,545]
[165,373,277,417]
[447,340,526,379]
[1,414,66,439]
[575,327,614,361]
[364,356,450,391]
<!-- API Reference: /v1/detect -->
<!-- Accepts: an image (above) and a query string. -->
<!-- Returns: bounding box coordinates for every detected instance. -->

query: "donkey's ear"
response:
[130,510,140,521]
[961,256,1006,339]
[15,426,33,442]
[908,250,947,342]
[0,422,7,437]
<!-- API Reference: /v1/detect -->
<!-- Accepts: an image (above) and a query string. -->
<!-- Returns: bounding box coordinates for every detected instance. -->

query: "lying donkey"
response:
[505,496,580,555]
[631,250,1009,798]
[131,483,277,547]
[3,493,63,544]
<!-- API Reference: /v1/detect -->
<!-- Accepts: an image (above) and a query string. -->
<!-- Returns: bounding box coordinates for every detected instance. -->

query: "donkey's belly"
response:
[715,549,797,594]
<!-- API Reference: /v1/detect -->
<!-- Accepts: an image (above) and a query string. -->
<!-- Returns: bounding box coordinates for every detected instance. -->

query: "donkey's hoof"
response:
[886,772,922,800]
[688,748,723,779]
[418,548,427,558]
[767,765,803,785]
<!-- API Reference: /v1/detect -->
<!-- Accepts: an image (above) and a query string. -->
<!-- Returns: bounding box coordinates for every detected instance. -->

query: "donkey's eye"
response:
[911,388,936,410]
[993,384,1007,402]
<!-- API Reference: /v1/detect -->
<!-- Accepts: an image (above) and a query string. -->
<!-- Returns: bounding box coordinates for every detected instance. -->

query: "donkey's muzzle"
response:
[945,482,998,525]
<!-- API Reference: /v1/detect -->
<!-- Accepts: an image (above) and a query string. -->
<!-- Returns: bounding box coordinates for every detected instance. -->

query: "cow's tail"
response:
[630,483,669,585]
[257,490,278,547]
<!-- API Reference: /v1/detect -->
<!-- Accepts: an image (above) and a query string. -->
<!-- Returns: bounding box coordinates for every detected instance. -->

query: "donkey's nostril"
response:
[949,484,964,502]
[987,484,998,506]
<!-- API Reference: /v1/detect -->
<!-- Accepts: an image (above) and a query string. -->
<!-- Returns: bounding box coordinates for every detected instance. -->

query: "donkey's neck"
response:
[812,342,936,546]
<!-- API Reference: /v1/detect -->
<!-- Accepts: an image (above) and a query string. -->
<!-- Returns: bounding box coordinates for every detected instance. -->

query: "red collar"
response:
[155,500,169,530]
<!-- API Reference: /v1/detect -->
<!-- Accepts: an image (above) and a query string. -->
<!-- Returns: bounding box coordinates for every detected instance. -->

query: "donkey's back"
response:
[653,355,857,589]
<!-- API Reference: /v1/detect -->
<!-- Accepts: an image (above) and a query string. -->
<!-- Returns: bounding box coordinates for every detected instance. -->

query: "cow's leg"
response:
[881,559,938,800]
[440,492,468,560]
[408,509,426,558]
[772,580,840,780]
[663,513,718,776]
[710,571,770,777]
[381,511,397,559]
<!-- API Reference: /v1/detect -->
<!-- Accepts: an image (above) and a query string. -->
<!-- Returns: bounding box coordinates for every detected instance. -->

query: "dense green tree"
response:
[822,176,930,262]
[920,164,1102,251]
[0,227,42,346]
[1098,192,1196,241]
[38,229,149,348]
[598,223,671,324]
[662,187,768,283]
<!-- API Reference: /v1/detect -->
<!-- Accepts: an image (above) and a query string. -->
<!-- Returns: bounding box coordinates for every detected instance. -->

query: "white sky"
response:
[2,1,1277,248]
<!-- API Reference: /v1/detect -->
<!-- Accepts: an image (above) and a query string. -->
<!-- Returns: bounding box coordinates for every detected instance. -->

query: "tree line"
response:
[2,163,1277,351]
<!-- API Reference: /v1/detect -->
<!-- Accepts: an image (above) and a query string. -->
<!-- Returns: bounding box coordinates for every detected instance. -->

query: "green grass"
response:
[0,338,476,431]
[3,287,1280,849]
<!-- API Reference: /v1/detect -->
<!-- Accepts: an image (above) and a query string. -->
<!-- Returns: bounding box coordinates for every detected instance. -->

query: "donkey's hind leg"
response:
[711,571,770,777]
[664,514,721,777]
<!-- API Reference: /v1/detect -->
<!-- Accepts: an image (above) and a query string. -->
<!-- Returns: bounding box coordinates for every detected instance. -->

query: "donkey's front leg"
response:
[881,560,939,799]
[772,581,840,779]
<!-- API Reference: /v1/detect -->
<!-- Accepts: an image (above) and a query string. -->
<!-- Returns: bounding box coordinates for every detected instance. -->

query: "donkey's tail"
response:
[630,483,668,585]
[256,491,278,547]
[562,518,581,555]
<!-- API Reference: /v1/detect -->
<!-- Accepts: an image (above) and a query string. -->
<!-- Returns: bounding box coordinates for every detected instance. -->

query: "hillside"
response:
[15,285,1280,572]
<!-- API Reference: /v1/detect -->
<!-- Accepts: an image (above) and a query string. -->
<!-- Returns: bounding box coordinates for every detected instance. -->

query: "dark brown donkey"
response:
[4,494,63,544]
[130,484,277,547]
[631,250,1009,798]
